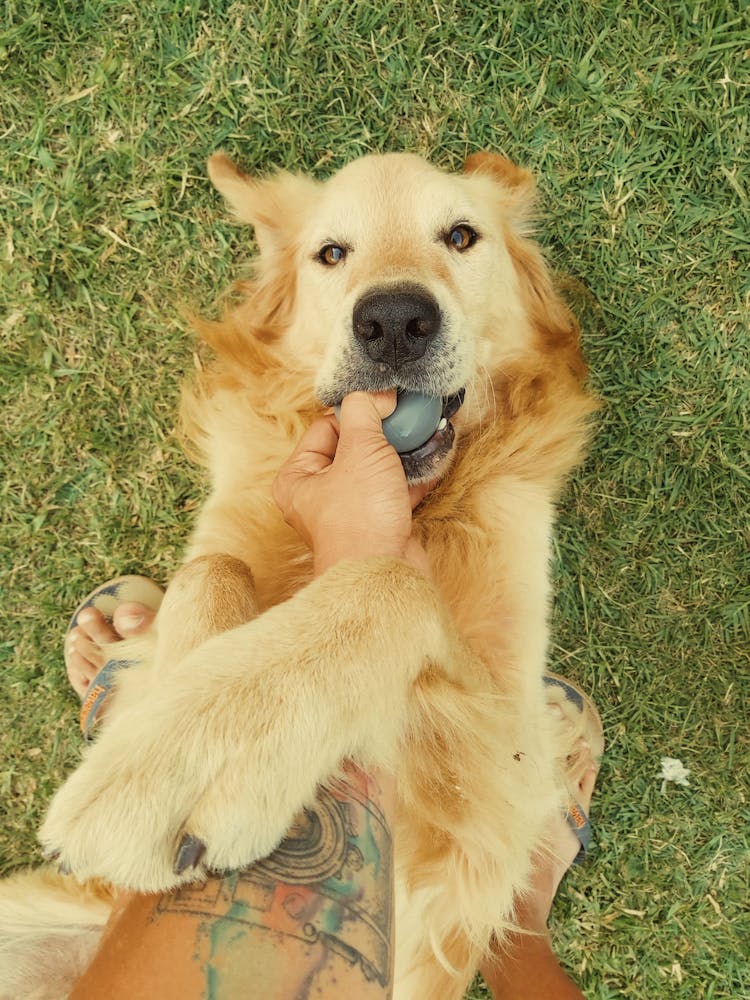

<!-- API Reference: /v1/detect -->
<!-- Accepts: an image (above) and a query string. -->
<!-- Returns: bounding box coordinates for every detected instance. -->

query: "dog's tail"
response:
[0,867,114,1000]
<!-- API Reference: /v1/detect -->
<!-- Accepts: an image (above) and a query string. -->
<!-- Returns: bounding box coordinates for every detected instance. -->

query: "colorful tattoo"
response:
[152,766,393,998]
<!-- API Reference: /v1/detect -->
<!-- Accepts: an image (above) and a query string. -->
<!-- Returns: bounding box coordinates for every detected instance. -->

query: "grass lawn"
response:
[1,2,748,997]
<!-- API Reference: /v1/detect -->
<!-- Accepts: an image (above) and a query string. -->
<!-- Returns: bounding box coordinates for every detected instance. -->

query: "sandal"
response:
[543,673,604,863]
[67,575,164,740]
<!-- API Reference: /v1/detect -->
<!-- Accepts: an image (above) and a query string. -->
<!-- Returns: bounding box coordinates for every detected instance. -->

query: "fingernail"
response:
[58,860,71,875]
[175,834,206,874]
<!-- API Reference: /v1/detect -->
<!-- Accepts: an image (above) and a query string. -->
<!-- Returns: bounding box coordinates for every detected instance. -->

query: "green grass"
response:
[1,1,748,996]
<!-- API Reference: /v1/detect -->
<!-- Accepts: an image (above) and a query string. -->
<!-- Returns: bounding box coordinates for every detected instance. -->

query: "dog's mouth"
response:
[327,383,466,483]
[398,389,464,482]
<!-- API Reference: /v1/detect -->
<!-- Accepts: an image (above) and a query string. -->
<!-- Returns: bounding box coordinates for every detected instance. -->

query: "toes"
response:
[69,629,109,661]
[67,631,108,670]
[182,762,294,874]
[65,604,156,699]
[564,736,600,789]
[112,602,157,638]
[41,761,191,891]
[577,765,598,812]
[76,607,120,646]
[65,644,104,698]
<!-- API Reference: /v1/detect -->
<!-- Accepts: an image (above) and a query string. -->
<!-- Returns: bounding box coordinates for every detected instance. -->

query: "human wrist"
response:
[312,535,408,577]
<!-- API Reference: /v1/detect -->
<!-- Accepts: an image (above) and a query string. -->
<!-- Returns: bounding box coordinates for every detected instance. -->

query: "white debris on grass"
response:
[658,756,691,790]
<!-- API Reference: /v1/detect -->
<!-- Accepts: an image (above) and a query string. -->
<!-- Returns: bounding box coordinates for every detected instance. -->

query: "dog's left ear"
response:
[465,153,584,376]
[208,153,320,254]
[463,152,535,192]
[462,152,537,223]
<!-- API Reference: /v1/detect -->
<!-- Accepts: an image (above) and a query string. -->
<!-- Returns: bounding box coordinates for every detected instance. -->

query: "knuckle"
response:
[270,471,286,507]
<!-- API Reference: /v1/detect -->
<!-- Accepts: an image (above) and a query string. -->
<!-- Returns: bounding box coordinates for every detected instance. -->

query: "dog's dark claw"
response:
[175,834,207,874]
[43,847,70,876]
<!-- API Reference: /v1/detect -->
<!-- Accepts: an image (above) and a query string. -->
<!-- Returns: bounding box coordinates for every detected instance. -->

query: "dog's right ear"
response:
[207,153,320,253]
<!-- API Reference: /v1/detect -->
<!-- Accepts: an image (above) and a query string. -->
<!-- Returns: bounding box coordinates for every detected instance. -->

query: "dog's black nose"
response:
[353,286,441,370]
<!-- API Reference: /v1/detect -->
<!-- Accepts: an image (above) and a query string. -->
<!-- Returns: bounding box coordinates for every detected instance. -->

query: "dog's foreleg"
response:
[41,558,468,891]
[104,552,261,726]
[152,553,260,672]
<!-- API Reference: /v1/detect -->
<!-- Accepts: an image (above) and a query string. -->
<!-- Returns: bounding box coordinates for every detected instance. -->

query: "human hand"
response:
[272,391,432,576]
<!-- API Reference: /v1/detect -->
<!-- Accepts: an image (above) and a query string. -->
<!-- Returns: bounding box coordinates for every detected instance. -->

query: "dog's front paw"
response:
[39,692,320,891]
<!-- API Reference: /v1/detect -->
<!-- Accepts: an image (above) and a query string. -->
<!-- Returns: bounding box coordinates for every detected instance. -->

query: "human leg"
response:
[480,767,597,999]
[64,561,396,999]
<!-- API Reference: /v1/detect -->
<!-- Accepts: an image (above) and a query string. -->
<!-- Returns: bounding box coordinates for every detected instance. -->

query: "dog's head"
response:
[208,151,581,482]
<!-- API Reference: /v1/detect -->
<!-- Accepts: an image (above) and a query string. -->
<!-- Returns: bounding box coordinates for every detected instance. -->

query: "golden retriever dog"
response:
[0,150,596,998]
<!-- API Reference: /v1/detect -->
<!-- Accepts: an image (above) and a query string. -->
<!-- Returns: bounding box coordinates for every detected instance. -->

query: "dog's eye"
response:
[317,244,347,266]
[445,224,478,252]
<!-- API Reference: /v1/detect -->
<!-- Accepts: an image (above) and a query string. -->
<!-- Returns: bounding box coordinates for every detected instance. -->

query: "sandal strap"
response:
[79,658,139,740]
[543,673,584,712]
[566,798,592,864]
[544,673,602,865]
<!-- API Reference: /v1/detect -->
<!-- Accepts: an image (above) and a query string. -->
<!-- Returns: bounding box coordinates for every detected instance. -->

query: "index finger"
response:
[408,478,436,510]
[282,412,340,475]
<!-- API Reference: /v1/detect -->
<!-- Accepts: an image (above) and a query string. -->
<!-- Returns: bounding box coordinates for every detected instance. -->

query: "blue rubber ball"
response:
[381,391,442,452]
[335,391,442,453]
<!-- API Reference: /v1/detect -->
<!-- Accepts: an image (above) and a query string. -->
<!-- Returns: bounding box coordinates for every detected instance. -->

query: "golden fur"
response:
[0,151,596,999]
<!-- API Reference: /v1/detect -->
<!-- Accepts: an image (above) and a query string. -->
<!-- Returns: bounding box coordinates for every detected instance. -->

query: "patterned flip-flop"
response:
[67,576,164,740]
[543,673,604,863]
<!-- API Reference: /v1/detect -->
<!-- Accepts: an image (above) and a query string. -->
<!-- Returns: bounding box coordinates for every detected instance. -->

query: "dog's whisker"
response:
[467,362,497,438]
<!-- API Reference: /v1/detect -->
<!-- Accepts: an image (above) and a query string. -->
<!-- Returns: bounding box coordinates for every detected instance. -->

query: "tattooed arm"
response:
[71,393,427,1000]
[71,764,396,1000]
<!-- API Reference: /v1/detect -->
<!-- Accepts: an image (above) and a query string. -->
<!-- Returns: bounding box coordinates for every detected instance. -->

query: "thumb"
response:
[337,391,397,451]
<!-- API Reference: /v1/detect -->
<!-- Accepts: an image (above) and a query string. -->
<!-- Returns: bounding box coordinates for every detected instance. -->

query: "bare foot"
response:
[65,603,157,699]
[515,759,599,935]
[479,743,599,1000]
